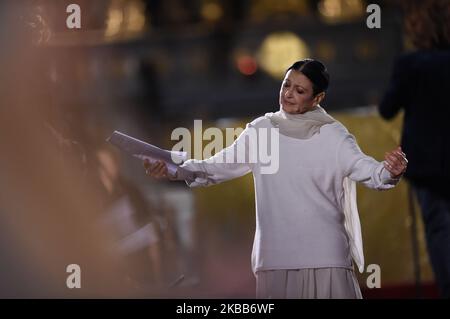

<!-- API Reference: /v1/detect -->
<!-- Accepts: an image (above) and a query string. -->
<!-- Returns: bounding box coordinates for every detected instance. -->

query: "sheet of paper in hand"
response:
[106,131,195,180]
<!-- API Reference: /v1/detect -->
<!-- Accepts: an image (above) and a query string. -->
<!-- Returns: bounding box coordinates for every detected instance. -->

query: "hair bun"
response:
[287,59,330,95]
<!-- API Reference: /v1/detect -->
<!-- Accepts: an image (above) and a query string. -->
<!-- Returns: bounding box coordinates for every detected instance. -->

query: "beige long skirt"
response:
[256,268,362,299]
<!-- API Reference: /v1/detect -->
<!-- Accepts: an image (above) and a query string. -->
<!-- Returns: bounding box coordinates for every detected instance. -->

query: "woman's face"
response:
[279,70,324,114]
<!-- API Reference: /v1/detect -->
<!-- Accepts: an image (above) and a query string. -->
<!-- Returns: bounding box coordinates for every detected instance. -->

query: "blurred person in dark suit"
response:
[378,0,450,298]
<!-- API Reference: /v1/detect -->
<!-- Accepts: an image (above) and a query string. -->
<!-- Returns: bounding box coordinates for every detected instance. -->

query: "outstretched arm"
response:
[338,134,407,190]
[144,123,255,187]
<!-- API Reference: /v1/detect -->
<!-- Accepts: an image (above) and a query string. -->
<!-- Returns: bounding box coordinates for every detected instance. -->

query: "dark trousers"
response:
[413,184,450,298]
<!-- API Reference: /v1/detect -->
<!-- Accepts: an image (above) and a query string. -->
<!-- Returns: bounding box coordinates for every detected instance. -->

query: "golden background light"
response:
[125,0,146,33]
[318,0,364,24]
[105,0,124,38]
[250,0,310,22]
[105,0,146,39]
[201,1,223,22]
[257,31,311,79]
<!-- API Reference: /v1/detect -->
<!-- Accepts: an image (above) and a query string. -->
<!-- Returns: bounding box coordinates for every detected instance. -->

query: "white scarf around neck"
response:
[265,105,335,139]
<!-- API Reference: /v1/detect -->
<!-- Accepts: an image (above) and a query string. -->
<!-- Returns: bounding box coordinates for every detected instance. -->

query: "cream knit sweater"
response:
[181,116,399,274]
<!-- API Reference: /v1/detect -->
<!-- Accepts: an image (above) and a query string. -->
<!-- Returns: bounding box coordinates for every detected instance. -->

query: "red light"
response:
[237,55,258,76]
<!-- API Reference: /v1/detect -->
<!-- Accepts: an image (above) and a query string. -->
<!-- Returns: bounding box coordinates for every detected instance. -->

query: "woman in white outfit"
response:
[144,59,408,299]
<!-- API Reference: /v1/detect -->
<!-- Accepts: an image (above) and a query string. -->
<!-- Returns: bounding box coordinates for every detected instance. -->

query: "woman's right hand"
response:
[143,159,170,180]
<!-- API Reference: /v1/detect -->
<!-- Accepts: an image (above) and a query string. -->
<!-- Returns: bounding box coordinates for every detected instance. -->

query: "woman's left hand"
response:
[384,146,408,179]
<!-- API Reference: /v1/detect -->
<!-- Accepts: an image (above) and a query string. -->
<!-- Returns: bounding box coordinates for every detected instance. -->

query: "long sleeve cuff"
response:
[379,162,401,186]
[179,159,211,187]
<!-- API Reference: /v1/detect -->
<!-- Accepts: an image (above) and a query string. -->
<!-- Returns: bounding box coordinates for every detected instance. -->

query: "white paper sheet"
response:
[106,131,195,180]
